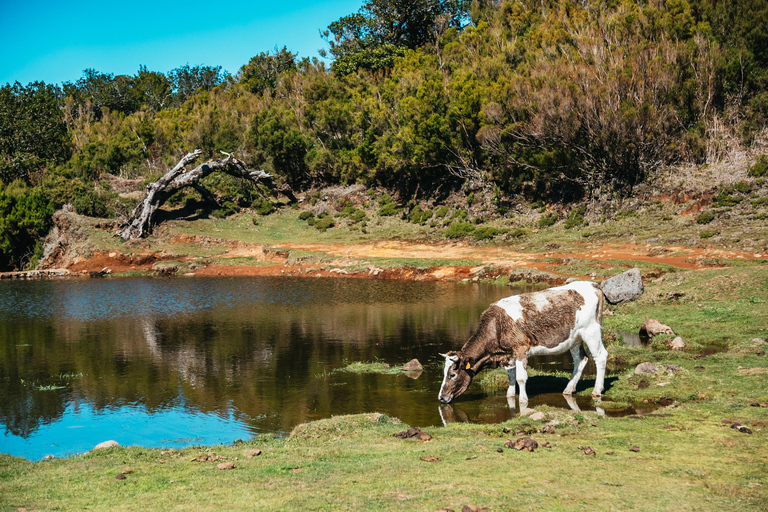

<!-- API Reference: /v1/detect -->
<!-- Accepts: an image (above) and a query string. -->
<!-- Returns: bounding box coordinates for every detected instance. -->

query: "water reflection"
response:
[0,277,620,460]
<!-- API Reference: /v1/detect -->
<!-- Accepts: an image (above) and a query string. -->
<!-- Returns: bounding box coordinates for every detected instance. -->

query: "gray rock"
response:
[634,362,660,375]
[601,268,644,304]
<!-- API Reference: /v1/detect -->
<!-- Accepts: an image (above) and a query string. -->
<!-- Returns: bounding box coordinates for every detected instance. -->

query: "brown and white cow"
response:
[438,281,607,404]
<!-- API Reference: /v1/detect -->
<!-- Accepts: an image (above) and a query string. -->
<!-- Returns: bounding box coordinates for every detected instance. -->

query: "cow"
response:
[438,281,607,405]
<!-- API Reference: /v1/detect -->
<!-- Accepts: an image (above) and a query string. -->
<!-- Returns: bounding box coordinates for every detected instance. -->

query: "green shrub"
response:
[472,226,505,241]
[451,209,467,221]
[253,197,275,215]
[700,230,717,239]
[752,197,768,207]
[564,205,587,229]
[510,228,529,238]
[299,211,314,221]
[538,212,557,228]
[314,215,334,231]
[307,216,317,226]
[349,209,367,223]
[749,155,768,177]
[211,201,239,218]
[696,211,715,224]
[409,205,432,225]
[733,181,752,194]
[378,201,399,216]
[714,190,742,207]
[445,222,475,239]
[434,206,449,218]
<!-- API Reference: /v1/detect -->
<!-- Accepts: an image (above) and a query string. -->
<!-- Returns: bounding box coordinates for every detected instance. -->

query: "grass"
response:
[337,361,413,375]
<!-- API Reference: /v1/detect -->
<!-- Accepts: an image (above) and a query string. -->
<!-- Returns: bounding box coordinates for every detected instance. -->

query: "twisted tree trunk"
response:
[117,150,295,240]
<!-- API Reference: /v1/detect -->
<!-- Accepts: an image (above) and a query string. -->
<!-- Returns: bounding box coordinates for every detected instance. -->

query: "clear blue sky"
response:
[0,0,363,86]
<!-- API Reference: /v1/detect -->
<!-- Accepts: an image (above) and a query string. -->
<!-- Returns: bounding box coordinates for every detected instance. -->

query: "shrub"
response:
[409,205,432,225]
[211,201,239,218]
[253,197,275,215]
[509,228,529,238]
[733,181,752,194]
[445,222,475,239]
[700,230,717,239]
[314,215,334,231]
[696,211,715,224]
[451,209,467,221]
[749,155,768,178]
[378,201,399,216]
[472,226,504,241]
[538,212,557,228]
[434,206,449,218]
[299,211,314,221]
[564,205,587,229]
[713,190,742,207]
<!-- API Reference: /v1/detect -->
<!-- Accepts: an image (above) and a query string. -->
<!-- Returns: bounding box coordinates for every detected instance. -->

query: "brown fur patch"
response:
[517,289,585,349]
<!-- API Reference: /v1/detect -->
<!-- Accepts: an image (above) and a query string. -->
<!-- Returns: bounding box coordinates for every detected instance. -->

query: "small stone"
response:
[497,448,504,453]
[664,364,683,373]
[529,411,545,421]
[418,433,433,441]
[731,423,753,434]
[629,446,640,452]
[506,437,538,452]
[245,449,262,458]
[541,441,551,448]
[420,456,441,462]
[406,427,422,438]
[217,462,235,470]
[635,362,659,375]
[94,440,119,450]
[435,509,456,512]
[605,451,615,455]
[115,474,126,480]
[43,455,55,460]
[121,468,133,474]
[582,446,596,456]
[694,365,705,370]
[402,359,423,371]
[161,450,173,456]
[637,378,650,389]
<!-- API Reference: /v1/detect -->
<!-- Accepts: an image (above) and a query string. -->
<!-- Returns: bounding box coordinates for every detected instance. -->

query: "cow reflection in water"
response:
[438,393,606,426]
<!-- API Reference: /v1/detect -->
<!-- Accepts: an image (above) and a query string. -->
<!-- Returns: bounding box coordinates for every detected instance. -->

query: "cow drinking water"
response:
[438,281,607,405]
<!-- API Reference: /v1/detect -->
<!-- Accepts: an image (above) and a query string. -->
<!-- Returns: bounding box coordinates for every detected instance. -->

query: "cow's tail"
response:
[594,283,605,324]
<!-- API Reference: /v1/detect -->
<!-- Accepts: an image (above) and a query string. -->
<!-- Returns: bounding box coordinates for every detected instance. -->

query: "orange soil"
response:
[63,239,765,282]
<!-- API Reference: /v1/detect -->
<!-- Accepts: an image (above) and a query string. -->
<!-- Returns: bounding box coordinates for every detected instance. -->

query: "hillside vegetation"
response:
[2,0,768,270]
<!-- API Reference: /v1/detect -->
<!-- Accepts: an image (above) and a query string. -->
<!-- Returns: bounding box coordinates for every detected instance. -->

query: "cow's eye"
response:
[449,373,457,380]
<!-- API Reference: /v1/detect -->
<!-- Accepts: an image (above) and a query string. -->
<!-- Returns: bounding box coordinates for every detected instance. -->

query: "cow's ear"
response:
[465,361,471,370]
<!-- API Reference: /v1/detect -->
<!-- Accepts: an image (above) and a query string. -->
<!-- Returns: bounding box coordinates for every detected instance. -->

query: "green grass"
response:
[337,361,413,375]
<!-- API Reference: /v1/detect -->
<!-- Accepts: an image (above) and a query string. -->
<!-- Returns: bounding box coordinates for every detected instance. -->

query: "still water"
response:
[1,277,616,460]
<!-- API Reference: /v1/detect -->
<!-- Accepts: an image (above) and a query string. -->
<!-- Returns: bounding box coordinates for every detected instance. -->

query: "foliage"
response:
[409,205,432,224]
[696,211,715,224]
[564,206,587,230]
[0,82,71,183]
[253,197,275,216]
[538,212,558,228]
[238,47,297,95]
[472,225,502,241]
[0,185,54,270]
[444,221,474,238]
[749,155,768,177]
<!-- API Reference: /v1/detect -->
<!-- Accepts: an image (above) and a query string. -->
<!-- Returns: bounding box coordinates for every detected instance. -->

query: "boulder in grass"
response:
[601,268,644,304]
[94,440,119,450]
[639,319,674,337]
[668,337,686,351]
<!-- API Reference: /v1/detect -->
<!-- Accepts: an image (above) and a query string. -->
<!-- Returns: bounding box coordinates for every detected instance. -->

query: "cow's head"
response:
[438,351,475,403]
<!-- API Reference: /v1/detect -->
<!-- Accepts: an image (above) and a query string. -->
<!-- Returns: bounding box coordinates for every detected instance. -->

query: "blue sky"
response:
[0,0,363,86]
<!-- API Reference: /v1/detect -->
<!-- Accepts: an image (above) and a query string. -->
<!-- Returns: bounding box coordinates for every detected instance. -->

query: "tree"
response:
[323,0,470,74]
[117,150,295,240]
[238,47,297,94]
[168,64,229,106]
[63,69,140,118]
[0,82,71,184]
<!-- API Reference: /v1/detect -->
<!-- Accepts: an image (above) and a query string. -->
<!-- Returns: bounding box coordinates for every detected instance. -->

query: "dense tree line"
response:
[1,0,767,270]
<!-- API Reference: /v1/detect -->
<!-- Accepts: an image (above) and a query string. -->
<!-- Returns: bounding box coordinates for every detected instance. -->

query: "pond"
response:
[1,276,634,460]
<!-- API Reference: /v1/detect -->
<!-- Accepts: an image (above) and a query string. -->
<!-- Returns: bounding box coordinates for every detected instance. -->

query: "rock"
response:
[94,440,119,450]
[634,362,659,375]
[418,433,433,441]
[629,446,640,452]
[496,448,503,453]
[406,427,422,438]
[402,359,423,371]
[505,437,538,452]
[639,319,674,337]
[605,451,615,455]
[668,337,686,351]
[731,423,753,434]
[664,364,683,374]
[601,268,644,304]
[581,446,596,456]
[529,411,546,421]
[115,474,126,480]
[245,449,262,458]
[637,378,650,389]
[420,456,441,462]
[462,506,489,512]
[435,509,456,512]
[217,462,235,470]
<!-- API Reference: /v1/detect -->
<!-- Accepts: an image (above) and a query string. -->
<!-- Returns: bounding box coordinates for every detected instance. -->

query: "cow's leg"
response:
[504,364,516,397]
[563,343,588,395]
[515,359,529,403]
[582,324,608,397]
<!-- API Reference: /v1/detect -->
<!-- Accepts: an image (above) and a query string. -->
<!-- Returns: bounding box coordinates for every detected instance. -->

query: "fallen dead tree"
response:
[117,150,294,240]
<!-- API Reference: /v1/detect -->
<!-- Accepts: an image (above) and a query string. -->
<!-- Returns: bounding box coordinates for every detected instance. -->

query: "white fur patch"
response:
[495,296,523,321]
